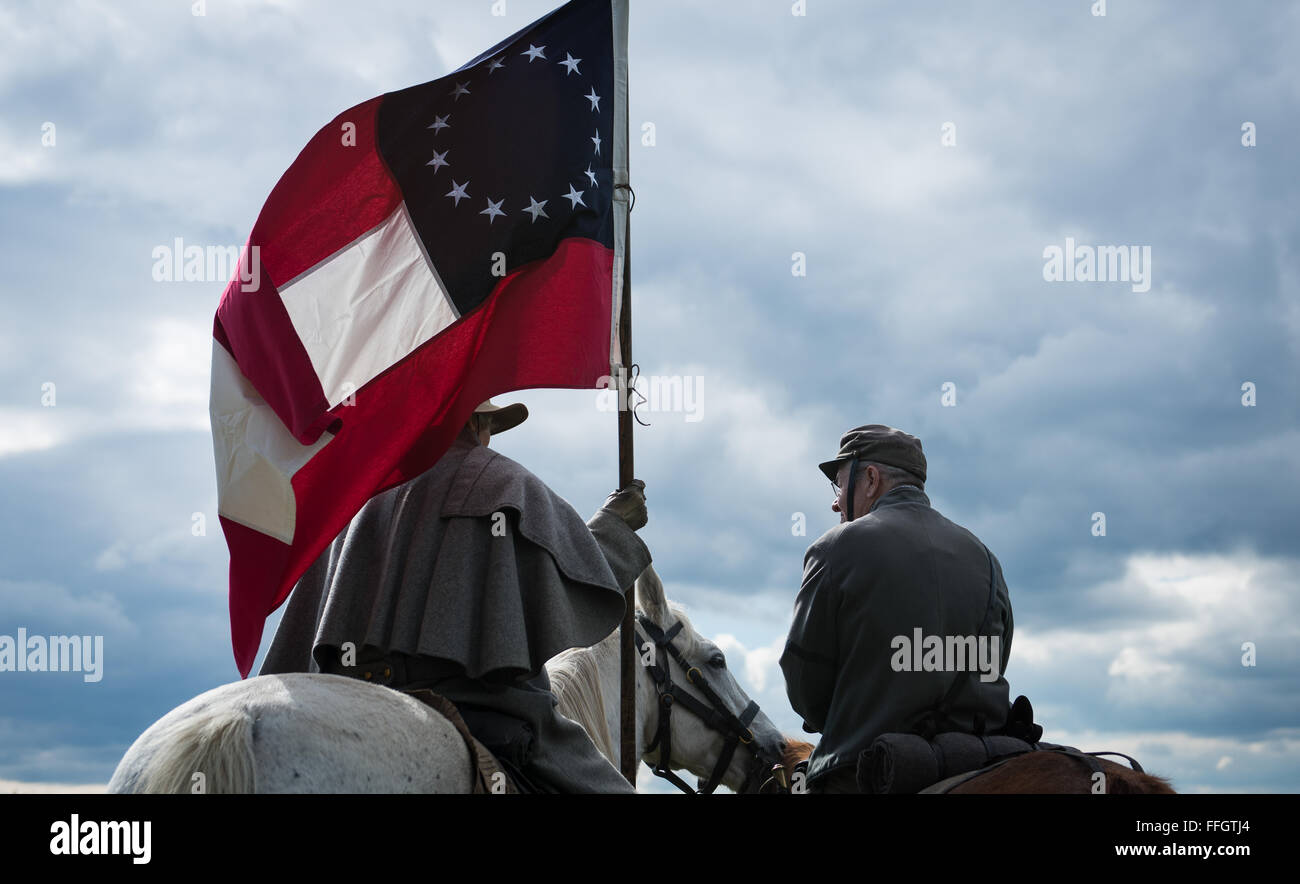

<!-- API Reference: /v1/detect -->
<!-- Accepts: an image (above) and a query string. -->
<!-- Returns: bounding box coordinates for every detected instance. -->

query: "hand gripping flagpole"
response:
[611,0,637,786]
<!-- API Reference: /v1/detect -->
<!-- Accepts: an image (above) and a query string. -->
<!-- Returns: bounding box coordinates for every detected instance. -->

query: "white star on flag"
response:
[451,82,471,100]
[584,164,597,186]
[563,184,586,209]
[522,196,550,222]
[487,56,505,73]
[445,180,469,205]
[559,52,581,75]
[481,197,506,223]
[428,114,450,133]
[591,128,602,155]
[426,149,449,173]
[584,87,601,111]
[522,44,546,62]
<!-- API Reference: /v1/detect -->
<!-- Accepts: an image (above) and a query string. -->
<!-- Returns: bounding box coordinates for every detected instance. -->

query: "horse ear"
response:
[634,563,668,625]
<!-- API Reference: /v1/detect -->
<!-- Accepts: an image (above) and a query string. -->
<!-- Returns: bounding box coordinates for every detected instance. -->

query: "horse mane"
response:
[549,633,619,765]
[783,739,815,770]
[549,567,751,777]
[547,585,695,769]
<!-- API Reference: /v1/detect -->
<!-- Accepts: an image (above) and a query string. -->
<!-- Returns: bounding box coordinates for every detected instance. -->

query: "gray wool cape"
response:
[259,429,652,793]
[780,484,1013,786]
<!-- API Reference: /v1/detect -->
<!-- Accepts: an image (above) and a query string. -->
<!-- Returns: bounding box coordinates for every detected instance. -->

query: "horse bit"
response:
[634,613,781,794]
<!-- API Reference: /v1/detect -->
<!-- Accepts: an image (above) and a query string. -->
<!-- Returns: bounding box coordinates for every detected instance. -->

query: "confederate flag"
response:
[211,0,630,677]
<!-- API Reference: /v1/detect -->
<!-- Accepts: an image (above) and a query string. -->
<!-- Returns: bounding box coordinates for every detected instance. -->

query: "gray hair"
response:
[857,460,924,491]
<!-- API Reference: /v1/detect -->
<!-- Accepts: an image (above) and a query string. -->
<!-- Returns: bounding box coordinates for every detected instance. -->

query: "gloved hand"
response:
[601,479,647,531]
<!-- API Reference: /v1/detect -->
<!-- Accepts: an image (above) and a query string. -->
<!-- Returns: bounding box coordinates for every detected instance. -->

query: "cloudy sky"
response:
[1,0,1296,794]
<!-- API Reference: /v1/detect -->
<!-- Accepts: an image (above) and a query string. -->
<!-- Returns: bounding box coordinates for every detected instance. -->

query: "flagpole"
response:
[617,222,636,784]
[613,0,637,787]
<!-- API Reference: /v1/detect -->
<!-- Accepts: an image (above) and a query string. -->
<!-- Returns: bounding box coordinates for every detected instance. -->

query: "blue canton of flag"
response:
[378,0,617,318]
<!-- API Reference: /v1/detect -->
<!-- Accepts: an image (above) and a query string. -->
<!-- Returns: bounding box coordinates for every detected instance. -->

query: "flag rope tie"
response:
[628,363,650,427]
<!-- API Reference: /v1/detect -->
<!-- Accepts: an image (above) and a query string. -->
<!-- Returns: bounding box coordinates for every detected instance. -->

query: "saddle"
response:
[318,647,539,794]
[916,742,1149,793]
[401,689,520,794]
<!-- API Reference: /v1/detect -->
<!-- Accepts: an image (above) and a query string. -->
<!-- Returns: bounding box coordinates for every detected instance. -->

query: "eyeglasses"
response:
[831,463,864,497]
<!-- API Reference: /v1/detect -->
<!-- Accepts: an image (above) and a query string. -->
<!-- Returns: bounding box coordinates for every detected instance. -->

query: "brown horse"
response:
[770,739,1176,794]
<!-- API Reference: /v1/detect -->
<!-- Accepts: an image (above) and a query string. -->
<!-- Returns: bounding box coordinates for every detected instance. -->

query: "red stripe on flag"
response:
[217,95,403,445]
[215,271,334,447]
[253,95,401,288]
[228,236,615,676]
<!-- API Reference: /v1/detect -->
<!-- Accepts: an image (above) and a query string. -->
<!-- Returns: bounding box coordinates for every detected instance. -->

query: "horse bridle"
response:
[634,613,776,794]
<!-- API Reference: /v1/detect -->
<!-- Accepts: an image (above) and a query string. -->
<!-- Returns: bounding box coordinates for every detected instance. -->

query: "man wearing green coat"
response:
[780,424,1015,793]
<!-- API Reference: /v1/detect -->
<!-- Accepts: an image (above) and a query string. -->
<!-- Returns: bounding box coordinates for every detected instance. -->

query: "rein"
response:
[634,613,773,794]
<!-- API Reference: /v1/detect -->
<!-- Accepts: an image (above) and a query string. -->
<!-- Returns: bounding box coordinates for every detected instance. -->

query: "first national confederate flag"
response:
[210,0,631,676]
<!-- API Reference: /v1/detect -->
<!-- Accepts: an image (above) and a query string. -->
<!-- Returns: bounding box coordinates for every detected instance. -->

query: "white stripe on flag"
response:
[210,341,332,544]
[279,202,458,409]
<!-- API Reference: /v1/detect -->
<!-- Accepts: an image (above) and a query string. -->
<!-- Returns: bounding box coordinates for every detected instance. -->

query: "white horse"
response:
[107,564,787,793]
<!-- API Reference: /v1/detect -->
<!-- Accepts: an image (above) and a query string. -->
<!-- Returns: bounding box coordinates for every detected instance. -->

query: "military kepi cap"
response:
[818,424,927,483]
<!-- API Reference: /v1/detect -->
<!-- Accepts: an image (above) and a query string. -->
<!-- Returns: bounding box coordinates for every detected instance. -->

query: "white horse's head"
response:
[629,564,788,793]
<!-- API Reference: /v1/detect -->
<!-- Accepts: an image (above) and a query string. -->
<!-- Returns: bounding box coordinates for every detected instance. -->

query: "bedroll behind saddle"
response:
[857,731,1036,794]
[856,693,1044,793]
[856,696,1148,794]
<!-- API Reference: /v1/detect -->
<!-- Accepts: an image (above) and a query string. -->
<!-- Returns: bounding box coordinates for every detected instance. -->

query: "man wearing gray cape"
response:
[259,399,651,793]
